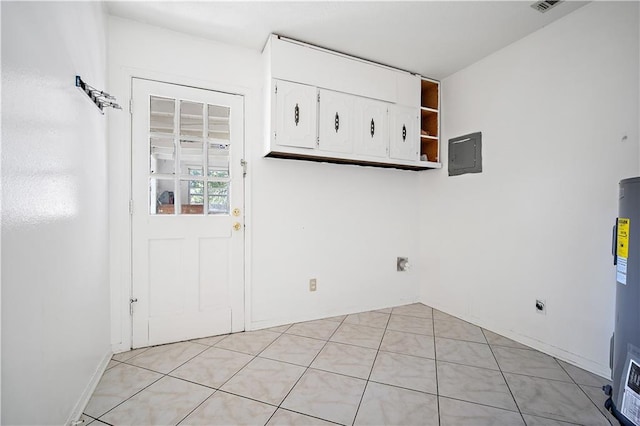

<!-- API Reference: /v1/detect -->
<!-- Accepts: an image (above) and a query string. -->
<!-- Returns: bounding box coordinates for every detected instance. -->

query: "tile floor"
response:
[81,303,616,426]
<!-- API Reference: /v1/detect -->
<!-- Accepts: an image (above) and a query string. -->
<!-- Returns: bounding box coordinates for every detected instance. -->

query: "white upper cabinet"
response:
[389,105,419,162]
[274,80,317,149]
[355,98,388,158]
[318,89,355,154]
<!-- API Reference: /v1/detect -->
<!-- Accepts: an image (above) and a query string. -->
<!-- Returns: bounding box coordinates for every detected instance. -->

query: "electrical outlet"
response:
[535,299,546,314]
[309,278,317,292]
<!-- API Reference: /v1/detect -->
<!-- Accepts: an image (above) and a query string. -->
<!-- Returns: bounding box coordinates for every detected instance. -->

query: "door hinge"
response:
[241,159,248,177]
[129,99,133,114]
[316,136,320,147]
[129,199,134,215]
[317,93,320,102]
[274,131,277,140]
[129,297,138,316]
[275,83,277,94]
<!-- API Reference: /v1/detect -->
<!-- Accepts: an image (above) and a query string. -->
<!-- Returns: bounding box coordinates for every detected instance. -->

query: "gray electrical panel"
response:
[449,132,482,176]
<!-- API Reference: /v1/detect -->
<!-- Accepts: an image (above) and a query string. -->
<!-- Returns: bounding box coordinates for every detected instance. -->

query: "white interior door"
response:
[131,78,244,348]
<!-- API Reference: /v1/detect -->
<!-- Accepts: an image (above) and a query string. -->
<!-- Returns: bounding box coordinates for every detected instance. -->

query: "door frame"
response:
[108,69,252,353]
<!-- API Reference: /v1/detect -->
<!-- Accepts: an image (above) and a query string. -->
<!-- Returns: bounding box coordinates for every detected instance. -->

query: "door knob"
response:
[233,222,242,231]
[232,208,241,217]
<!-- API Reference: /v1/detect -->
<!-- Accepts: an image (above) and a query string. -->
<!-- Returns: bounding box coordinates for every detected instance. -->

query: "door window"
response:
[149,96,231,215]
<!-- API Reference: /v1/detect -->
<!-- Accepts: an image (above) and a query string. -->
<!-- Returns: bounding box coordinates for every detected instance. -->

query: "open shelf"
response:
[420,78,440,163]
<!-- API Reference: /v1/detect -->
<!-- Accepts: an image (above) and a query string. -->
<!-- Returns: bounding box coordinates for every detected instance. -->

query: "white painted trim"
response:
[109,66,253,352]
[423,299,612,380]
[65,350,112,426]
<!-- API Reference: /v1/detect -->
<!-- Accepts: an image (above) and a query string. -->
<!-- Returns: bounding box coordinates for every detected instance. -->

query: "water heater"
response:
[606,177,640,426]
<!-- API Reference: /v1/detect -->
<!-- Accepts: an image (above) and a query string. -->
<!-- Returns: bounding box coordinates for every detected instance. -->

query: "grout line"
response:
[350,310,393,425]
[554,359,614,425]
[432,307,441,426]
[482,328,527,426]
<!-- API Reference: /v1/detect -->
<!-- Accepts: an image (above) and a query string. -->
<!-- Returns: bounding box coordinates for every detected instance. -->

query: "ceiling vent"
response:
[531,0,562,13]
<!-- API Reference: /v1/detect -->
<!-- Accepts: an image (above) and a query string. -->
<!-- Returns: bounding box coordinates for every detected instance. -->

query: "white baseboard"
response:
[65,350,112,426]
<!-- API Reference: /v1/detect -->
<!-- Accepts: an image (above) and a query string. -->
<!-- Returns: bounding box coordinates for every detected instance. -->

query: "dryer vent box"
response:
[449,132,482,176]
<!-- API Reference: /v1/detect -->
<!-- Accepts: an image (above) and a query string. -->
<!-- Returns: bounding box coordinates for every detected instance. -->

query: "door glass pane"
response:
[180,179,204,215]
[180,101,204,138]
[208,142,229,178]
[150,96,175,134]
[150,137,175,175]
[208,104,230,141]
[150,178,175,215]
[179,139,203,176]
[208,181,229,215]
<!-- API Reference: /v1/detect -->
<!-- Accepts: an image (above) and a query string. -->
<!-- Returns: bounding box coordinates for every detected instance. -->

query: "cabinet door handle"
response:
[294,104,300,126]
[335,112,340,133]
[370,119,375,138]
[402,125,407,141]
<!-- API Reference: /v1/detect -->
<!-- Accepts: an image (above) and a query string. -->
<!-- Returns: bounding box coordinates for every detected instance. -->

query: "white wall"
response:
[108,17,420,350]
[419,2,640,377]
[1,2,112,424]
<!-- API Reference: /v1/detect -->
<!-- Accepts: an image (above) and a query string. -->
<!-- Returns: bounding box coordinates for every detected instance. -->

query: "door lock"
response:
[233,222,242,231]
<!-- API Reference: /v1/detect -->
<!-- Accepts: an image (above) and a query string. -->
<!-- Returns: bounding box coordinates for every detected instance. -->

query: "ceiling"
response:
[107,1,588,80]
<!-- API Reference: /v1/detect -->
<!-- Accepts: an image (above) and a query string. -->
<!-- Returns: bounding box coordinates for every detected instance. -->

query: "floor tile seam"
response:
[438,394,523,414]
[169,386,219,426]
[555,360,613,424]
[161,344,211,376]
[432,357,500,372]
[521,413,584,425]
[367,378,438,397]
[112,347,151,362]
[482,328,527,425]
[328,336,384,351]
[501,369,582,384]
[272,317,347,417]
[488,342,537,352]
[386,326,435,337]
[377,347,436,361]
[284,330,335,341]
[213,388,281,409]
[432,308,442,426]
[351,313,393,426]
[434,334,489,345]
[305,365,369,381]
[388,312,434,320]
[338,321,392,333]
[92,374,165,421]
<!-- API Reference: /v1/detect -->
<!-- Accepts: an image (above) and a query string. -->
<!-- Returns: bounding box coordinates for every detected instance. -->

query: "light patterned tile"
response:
[354,382,439,426]
[214,329,281,355]
[392,303,433,318]
[169,347,253,388]
[221,357,305,405]
[84,363,162,418]
[344,311,390,329]
[330,323,385,349]
[522,414,581,425]
[374,307,393,314]
[437,361,518,411]
[434,317,486,343]
[311,342,377,379]
[126,341,207,374]
[370,351,437,394]
[182,391,276,425]
[324,314,347,323]
[387,314,434,335]
[504,373,610,426]
[380,330,435,359]
[483,329,532,350]
[433,309,457,321]
[111,347,149,362]
[79,414,94,425]
[580,384,619,425]
[259,333,325,366]
[285,319,340,340]
[105,360,120,370]
[100,376,213,425]
[493,346,572,382]
[436,337,498,370]
[191,334,227,346]
[439,397,525,426]
[557,360,611,387]
[282,369,366,425]
[266,409,336,426]
[265,324,292,333]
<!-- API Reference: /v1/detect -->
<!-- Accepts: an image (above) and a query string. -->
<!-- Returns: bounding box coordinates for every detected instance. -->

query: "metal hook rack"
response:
[75,75,122,113]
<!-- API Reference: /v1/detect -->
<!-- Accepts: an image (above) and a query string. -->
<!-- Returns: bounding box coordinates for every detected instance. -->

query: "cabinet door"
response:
[389,105,419,161]
[275,80,317,149]
[355,98,388,158]
[318,89,354,154]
